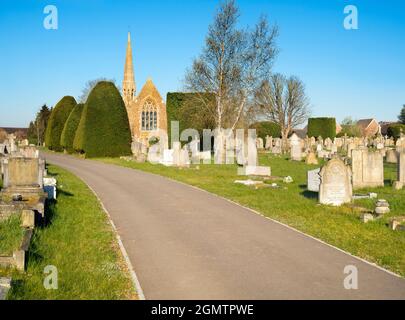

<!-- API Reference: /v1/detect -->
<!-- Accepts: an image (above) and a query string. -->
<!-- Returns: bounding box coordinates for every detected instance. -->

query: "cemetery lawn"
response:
[99,154,405,277]
[0,215,24,256]
[0,164,136,300]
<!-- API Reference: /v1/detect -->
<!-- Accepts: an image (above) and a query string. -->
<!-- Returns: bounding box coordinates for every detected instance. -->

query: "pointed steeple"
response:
[122,32,136,105]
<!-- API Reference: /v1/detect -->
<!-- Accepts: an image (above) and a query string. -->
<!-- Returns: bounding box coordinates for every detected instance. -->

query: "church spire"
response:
[122,31,136,105]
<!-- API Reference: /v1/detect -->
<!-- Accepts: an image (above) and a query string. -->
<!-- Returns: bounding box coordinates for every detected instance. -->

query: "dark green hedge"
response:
[45,96,77,151]
[166,92,216,145]
[387,124,405,139]
[307,117,336,139]
[250,121,281,139]
[73,81,132,158]
[61,103,84,153]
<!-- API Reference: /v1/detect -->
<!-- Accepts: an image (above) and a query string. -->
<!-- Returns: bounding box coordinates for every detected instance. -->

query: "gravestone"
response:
[172,142,181,167]
[272,138,282,154]
[265,136,273,150]
[161,149,174,166]
[351,149,384,189]
[147,144,161,164]
[347,142,356,158]
[199,150,211,164]
[289,133,302,161]
[188,138,200,164]
[307,168,321,192]
[19,146,39,158]
[386,149,398,164]
[398,152,405,185]
[305,151,318,165]
[256,138,264,150]
[319,158,352,206]
[179,149,190,168]
[238,131,271,176]
[235,135,246,166]
[2,157,44,192]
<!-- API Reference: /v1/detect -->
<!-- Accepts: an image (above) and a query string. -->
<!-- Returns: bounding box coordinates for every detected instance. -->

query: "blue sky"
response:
[0,0,404,127]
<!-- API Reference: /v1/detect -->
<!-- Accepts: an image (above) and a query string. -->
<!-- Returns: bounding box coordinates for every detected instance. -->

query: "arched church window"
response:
[141,99,158,131]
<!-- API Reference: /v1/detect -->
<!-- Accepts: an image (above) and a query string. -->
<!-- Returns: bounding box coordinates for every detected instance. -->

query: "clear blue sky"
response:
[0,0,404,127]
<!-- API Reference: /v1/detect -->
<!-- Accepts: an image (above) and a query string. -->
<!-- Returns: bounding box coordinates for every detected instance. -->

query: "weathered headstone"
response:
[351,149,384,189]
[2,157,44,192]
[172,142,181,167]
[265,136,273,150]
[386,149,398,164]
[307,168,321,192]
[319,158,352,206]
[239,130,271,176]
[305,151,318,165]
[397,152,405,186]
[289,133,302,161]
[179,148,190,168]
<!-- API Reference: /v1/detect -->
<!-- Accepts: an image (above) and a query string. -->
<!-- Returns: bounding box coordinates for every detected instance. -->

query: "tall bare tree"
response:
[185,0,278,131]
[78,78,119,103]
[255,73,310,149]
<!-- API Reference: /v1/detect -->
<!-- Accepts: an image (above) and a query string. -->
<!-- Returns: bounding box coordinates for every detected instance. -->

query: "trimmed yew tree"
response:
[73,81,132,158]
[61,103,84,153]
[45,96,77,151]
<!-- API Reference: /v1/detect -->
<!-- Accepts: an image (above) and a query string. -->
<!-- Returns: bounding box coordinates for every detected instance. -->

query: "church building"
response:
[122,32,167,144]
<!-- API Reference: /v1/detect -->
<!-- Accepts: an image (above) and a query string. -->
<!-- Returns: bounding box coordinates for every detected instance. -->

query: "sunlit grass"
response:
[0,215,24,256]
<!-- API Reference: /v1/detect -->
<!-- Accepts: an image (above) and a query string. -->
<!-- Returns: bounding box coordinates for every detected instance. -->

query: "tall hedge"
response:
[307,117,336,139]
[73,81,132,158]
[250,121,281,140]
[45,96,77,151]
[61,103,84,153]
[166,92,216,145]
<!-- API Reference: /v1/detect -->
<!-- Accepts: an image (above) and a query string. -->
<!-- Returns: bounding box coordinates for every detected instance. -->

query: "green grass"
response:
[98,154,405,277]
[0,215,24,256]
[0,164,136,300]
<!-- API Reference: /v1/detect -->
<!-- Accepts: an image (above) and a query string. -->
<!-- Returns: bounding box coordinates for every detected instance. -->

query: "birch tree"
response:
[185,0,278,131]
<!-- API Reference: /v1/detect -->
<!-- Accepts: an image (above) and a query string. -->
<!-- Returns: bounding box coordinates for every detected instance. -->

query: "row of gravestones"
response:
[135,132,271,176]
[307,150,405,206]
[261,134,405,158]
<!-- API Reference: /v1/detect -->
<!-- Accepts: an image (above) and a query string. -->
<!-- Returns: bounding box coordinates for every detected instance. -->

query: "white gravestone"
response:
[307,168,321,192]
[319,158,352,206]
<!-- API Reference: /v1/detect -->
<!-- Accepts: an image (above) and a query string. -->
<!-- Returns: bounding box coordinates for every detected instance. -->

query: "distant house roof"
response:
[291,128,307,139]
[356,119,375,130]
[0,127,28,134]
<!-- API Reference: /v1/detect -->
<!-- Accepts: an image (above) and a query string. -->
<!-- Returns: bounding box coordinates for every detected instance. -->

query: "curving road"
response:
[43,152,405,300]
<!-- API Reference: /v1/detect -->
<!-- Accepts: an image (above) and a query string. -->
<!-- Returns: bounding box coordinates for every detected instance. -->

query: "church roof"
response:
[137,78,163,102]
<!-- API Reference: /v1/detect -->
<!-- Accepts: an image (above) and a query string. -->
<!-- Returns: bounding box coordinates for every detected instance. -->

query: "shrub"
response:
[45,96,77,151]
[307,117,336,139]
[73,81,132,158]
[337,124,362,137]
[61,103,84,153]
[250,121,281,139]
[387,124,405,139]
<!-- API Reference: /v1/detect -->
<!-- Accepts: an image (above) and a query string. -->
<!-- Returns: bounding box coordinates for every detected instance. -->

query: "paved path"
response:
[43,152,405,300]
